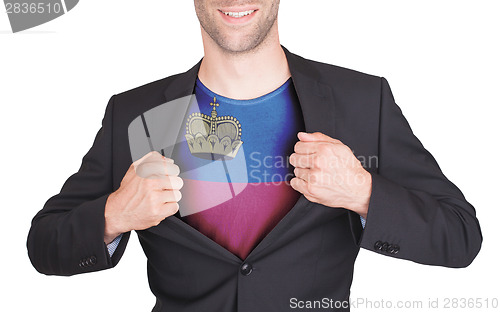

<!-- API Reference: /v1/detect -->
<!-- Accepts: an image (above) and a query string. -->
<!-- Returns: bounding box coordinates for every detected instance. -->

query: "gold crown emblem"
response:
[185,97,243,160]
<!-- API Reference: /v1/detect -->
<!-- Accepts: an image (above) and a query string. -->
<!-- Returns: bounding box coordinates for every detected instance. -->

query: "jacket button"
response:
[393,245,400,254]
[374,241,383,250]
[240,263,253,276]
[387,244,395,254]
[381,242,389,252]
[89,256,97,265]
[79,258,87,267]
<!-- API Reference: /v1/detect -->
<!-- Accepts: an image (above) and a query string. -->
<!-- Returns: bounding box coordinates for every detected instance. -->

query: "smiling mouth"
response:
[219,9,257,18]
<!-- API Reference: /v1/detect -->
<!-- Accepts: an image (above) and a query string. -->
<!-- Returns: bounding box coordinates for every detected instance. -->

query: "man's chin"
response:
[215,35,266,55]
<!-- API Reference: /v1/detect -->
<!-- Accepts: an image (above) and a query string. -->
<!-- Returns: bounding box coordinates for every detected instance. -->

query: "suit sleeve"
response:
[27,95,130,276]
[351,77,482,268]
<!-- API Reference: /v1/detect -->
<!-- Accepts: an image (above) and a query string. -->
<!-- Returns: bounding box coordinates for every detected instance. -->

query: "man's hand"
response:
[103,151,183,244]
[289,132,372,219]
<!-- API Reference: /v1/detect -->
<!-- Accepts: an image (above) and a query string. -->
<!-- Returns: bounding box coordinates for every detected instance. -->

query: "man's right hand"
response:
[103,151,183,244]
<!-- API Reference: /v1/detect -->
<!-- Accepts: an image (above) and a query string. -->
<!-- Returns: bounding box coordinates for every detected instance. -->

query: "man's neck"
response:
[197,28,291,100]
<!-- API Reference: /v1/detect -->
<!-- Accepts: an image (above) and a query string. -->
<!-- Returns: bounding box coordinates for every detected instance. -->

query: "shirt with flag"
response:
[171,77,305,260]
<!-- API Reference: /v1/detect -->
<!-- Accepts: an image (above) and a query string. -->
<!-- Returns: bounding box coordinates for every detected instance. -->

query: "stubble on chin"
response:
[195,1,280,55]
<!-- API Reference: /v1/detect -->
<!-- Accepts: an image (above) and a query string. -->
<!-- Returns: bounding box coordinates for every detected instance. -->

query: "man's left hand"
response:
[289,132,372,219]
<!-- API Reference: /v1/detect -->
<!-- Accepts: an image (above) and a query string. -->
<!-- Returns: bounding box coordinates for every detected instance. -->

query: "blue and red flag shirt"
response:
[172,77,305,260]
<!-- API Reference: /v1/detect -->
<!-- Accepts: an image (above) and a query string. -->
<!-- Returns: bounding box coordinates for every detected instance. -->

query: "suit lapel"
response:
[160,61,202,158]
[283,46,336,137]
[163,60,201,102]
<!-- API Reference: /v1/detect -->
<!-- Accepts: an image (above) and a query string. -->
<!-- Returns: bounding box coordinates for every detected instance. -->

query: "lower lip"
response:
[218,10,258,24]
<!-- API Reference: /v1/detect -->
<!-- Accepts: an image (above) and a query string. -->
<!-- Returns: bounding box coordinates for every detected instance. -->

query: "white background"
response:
[1,1,499,311]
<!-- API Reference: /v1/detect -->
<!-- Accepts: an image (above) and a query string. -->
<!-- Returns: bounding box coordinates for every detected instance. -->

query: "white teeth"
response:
[222,10,255,18]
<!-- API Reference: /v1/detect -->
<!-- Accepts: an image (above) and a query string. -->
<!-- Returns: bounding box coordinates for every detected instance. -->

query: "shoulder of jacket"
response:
[112,72,182,103]
[292,52,383,87]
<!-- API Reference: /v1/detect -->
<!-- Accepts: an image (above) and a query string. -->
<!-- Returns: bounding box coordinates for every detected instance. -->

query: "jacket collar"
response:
[163,45,336,137]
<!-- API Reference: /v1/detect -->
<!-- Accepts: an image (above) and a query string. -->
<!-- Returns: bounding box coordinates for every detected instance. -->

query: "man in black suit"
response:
[27,1,482,311]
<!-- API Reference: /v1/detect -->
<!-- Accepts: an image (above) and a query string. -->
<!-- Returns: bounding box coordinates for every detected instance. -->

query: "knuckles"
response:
[289,153,297,166]
[306,182,319,198]
[311,156,321,168]
[308,169,321,185]
[172,190,182,202]
[165,202,179,215]
[316,143,332,155]
[134,159,180,179]
[167,163,181,176]
[170,176,184,189]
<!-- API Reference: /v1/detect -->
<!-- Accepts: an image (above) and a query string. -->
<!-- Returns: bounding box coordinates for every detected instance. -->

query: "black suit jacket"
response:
[27,46,482,311]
